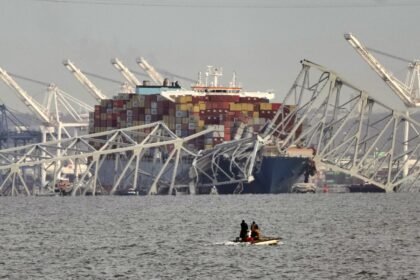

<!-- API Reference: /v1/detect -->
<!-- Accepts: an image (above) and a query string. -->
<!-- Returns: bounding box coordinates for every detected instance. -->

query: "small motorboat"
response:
[291,182,316,193]
[233,237,282,246]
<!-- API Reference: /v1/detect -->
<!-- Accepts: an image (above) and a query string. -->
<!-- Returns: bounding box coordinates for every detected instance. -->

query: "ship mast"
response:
[206,66,223,87]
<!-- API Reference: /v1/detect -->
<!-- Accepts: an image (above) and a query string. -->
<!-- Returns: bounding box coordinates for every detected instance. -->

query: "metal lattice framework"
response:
[0,122,213,196]
[0,104,41,148]
[2,59,419,195]
[265,60,420,192]
[191,136,262,193]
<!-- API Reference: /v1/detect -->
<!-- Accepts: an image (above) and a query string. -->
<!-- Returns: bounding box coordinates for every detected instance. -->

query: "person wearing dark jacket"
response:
[240,220,248,241]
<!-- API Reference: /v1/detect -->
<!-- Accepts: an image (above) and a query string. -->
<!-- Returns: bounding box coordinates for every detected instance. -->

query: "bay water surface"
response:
[0,193,419,279]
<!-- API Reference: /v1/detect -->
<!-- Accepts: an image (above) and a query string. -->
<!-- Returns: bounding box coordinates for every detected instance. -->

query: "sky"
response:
[1,0,420,116]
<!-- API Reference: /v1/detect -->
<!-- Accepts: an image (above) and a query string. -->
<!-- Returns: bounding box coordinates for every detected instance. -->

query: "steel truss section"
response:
[191,136,262,193]
[265,60,420,192]
[0,122,212,196]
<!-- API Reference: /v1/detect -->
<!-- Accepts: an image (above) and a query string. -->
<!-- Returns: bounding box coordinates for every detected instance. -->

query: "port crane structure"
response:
[344,33,420,177]
[63,59,108,102]
[136,57,164,85]
[2,57,420,195]
[111,58,141,89]
[344,33,420,107]
[0,66,92,138]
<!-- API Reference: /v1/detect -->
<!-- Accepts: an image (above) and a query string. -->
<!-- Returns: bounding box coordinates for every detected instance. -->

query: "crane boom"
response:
[0,66,51,124]
[344,33,420,107]
[63,59,107,102]
[111,58,141,87]
[136,57,164,85]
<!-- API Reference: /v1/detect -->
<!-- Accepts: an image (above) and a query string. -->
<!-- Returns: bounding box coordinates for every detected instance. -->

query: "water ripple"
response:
[0,194,419,279]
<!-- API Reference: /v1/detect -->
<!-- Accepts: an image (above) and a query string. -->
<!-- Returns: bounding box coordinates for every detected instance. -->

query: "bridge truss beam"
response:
[0,122,213,196]
[266,60,420,192]
[190,136,262,193]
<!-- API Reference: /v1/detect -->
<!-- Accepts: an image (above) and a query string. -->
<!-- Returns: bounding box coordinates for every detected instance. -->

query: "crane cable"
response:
[366,47,413,64]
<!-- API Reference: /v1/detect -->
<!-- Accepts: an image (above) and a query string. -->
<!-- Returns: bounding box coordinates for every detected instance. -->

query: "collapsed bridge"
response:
[1,60,420,195]
[265,60,420,192]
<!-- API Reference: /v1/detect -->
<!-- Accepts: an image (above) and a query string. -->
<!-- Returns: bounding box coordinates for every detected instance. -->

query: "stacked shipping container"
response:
[89,92,285,150]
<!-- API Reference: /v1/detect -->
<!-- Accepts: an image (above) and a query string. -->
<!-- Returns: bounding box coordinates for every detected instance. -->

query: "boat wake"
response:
[211,241,241,246]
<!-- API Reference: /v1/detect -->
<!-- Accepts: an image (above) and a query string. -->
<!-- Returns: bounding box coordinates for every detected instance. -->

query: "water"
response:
[0,193,419,279]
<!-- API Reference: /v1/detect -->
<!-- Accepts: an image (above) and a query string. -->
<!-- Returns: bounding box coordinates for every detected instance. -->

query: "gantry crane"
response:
[136,57,164,85]
[0,67,51,126]
[344,33,420,177]
[0,66,91,136]
[344,33,420,107]
[63,59,108,102]
[111,58,140,89]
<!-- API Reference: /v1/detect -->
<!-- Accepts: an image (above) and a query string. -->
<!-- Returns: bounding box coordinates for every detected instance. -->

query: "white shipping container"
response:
[212,131,224,137]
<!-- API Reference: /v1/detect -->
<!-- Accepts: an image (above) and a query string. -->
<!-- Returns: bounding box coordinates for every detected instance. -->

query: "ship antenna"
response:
[198,71,202,86]
[212,67,222,87]
[205,65,211,86]
[232,71,237,87]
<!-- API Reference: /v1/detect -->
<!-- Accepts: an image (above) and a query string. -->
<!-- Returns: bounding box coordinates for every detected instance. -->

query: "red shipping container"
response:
[272,103,281,111]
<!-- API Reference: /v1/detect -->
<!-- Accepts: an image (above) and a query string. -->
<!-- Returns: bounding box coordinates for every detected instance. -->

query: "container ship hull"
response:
[253,156,310,193]
[215,156,310,194]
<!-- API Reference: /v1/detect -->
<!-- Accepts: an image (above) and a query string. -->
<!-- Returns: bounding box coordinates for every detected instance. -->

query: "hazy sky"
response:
[1,0,419,115]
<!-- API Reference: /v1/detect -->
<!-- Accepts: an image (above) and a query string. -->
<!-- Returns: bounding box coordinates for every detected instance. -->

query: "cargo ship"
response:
[88,67,314,194]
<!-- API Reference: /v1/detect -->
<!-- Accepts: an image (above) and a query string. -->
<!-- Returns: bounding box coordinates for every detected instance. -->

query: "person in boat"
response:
[240,220,248,241]
[250,221,257,231]
[251,224,261,240]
